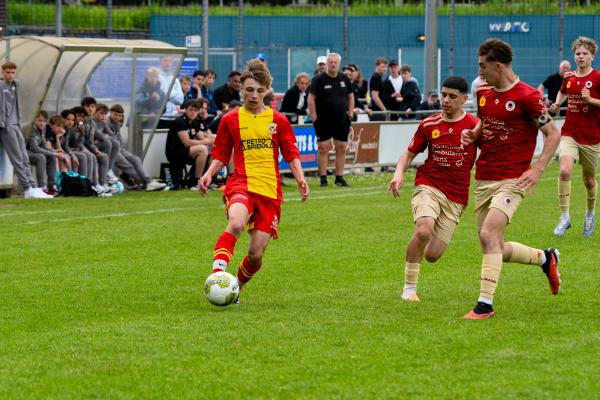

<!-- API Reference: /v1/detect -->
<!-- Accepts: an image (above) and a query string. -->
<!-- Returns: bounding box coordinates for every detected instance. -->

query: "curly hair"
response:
[572,36,597,55]
[241,58,272,88]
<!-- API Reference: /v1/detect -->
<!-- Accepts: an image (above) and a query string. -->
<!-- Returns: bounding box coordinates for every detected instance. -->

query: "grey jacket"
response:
[0,79,21,128]
[27,125,54,157]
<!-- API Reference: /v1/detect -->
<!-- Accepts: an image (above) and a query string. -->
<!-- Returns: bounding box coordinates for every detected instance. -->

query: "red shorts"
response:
[223,188,282,238]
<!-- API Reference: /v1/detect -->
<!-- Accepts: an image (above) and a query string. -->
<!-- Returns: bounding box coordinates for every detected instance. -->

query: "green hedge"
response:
[8,1,599,31]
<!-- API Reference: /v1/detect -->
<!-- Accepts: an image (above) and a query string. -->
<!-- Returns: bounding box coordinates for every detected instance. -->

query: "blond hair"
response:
[572,36,597,55]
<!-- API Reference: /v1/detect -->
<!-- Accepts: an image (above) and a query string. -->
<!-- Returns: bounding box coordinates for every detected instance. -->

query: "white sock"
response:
[213,259,227,272]
[402,284,417,295]
[477,296,493,306]
[561,212,570,221]
[586,209,595,218]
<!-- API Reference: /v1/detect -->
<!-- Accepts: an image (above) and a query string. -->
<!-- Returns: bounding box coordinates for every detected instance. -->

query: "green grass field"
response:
[1,162,599,399]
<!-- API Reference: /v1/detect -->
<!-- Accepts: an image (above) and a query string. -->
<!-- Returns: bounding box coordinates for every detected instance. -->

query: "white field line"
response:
[22,190,386,225]
[7,173,563,224]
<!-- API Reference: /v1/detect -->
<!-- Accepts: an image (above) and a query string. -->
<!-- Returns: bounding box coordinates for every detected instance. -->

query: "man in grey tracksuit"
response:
[107,104,165,191]
[27,115,57,191]
[0,61,51,199]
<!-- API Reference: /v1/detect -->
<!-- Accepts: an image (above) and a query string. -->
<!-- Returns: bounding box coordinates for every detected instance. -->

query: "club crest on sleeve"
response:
[505,101,516,112]
[503,196,512,205]
[567,81,572,89]
[479,96,486,107]
[268,123,278,135]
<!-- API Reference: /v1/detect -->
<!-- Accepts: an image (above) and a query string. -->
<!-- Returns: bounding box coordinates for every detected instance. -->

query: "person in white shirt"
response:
[157,55,184,129]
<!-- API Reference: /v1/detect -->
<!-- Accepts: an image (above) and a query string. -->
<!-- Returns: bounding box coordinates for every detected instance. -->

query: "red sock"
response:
[236,256,262,287]
[212,231,237,272]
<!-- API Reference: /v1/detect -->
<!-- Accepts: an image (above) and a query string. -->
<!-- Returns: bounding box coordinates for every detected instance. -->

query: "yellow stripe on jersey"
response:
[238,107,278,199]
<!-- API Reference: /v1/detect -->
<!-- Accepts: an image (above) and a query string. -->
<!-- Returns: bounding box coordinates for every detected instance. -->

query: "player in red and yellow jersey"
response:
[461,39,562,319]
[199,59,309,299]
[388,76,479,302]
[550,36,600,237]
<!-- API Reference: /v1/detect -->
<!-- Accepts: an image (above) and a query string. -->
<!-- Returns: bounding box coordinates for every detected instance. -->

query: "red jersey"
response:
[559,69,600,145]
[211,107,300,200]
[408,112,479,205]
[475,80,550,181]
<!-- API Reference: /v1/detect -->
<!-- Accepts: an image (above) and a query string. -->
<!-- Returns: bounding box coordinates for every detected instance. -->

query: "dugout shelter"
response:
[0,36,187,194]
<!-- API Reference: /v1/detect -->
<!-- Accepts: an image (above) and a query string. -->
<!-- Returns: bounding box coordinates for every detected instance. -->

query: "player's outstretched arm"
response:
[517,121,560,191]
[288,158,309,202]
[549,92,567,113]
[199,159,225,195]
[388,151,416,198]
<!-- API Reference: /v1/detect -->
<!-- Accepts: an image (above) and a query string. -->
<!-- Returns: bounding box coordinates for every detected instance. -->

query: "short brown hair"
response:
[110,104,124,114]
[95,103,109,114]
[2,61,17,70]
[180,75,192,83]
[37,110,49,120]
[241,59,272,88]
[375,57,389,66]
[400,64,412,73]
[572,36,597,55]
[185,100,201,109]
[479,38,513,64]
[49,115,64,127]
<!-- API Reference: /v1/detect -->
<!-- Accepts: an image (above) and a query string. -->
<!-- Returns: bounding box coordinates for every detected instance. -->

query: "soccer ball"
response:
[204,271,240,306]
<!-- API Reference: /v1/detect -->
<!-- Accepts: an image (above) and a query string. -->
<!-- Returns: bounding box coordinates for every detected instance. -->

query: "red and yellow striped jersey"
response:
[211,107,300,200]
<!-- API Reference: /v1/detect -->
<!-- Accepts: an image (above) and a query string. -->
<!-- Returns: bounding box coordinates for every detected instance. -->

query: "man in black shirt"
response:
[165,100,214,188]
[214,71,241,112]
[369,57,389,121]
[308,53,355,187]
[538,60,571,115]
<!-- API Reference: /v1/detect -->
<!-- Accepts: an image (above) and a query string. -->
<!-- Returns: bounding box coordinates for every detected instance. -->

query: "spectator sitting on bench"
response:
[165,100,214,189]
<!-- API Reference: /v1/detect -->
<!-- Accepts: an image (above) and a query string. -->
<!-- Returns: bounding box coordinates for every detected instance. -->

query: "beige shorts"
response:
[474,179,525,230]
[559,136,600,173]
[412,185,465,245]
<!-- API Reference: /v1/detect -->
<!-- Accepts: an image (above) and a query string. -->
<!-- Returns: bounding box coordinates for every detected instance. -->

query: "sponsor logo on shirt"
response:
[324,85,332,89]
[239,138,275,151]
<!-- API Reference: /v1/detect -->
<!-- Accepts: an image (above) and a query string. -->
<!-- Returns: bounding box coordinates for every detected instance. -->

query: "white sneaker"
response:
[145,180,167,192]
[106,170,119,184]
[107,184,118,194]
[190,185,199,191]
[98,192,113,198]
[93,184,108,194]
[24,188,53,199]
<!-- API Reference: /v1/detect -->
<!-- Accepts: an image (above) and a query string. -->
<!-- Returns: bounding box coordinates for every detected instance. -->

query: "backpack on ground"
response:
[57,171,96,197]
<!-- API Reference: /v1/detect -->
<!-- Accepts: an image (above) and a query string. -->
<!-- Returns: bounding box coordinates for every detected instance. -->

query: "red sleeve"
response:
[211,114,234,164]
[522,88,551,127]
[407,123,428,154]
[276,113,300,162]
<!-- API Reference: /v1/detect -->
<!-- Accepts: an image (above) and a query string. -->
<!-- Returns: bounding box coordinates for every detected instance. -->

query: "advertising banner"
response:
[279,125,318,171]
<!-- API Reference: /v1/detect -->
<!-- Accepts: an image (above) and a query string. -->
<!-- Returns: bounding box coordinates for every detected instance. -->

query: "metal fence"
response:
[3,0,599,93]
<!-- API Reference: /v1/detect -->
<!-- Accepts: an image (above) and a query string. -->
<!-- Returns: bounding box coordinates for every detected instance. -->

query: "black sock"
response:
[541,250,550,274]
[320,175,327,183]
[335,175,344,182]
[473,301,493,314]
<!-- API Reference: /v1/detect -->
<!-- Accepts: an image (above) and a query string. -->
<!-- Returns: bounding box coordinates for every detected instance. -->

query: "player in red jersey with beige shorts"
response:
[388,76,480,302]
[461,39,562,319]
[200,59,309,302]
[550,36,600,237]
